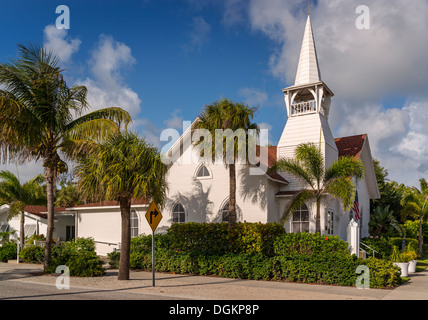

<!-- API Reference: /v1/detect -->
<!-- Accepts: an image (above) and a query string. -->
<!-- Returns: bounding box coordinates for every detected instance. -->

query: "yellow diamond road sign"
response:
[145,201,162,232]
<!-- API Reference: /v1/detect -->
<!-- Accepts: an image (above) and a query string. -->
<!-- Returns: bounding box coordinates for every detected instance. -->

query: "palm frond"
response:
[324,156,365,182]
[280,189,314,225]
[324,177,356,212]
[65,107,131,132]
[294,143,324,184]
[272,158,315,189]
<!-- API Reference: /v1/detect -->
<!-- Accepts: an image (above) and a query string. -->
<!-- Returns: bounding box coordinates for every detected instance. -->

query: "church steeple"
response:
[277,8,338,169]
[294,14,321,86]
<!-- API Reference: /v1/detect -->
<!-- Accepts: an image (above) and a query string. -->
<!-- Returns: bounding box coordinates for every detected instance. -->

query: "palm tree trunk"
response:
[228,163,236,228]
[420,216,424,256]
[20,211,25,249]
[43,164,57,272]
[118,196,131,280]
[315,197,321,234]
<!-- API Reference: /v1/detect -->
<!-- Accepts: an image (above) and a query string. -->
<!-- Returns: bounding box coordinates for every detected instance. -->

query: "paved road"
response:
[1,261,427,300]
[0,279,182,300]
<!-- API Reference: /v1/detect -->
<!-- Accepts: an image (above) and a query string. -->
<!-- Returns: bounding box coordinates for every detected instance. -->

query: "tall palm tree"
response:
[0,171,46,248]
[0,43,131,271]
[195,98,258,228]
[75,131,168,280]
[401,178,428,255]
[271,143,365,233]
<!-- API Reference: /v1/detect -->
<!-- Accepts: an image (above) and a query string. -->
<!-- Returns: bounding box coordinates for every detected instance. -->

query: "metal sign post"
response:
[152,229,155,287]
[145,201,162,287]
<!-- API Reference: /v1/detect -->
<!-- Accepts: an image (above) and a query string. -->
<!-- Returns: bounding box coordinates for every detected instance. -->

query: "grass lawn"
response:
[416,244,428,272]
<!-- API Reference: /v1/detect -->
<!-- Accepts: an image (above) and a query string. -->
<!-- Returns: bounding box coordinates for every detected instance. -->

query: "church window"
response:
[196,165,211,178]
[172,202,186,224]
[326,209,334,235]
[292,204,310,233]
[130,209,139,238]
[220,200,241,223]
[221,201,230,222]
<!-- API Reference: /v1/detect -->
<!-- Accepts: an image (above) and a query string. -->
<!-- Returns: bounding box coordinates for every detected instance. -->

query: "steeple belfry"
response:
[277,9,338,169]
[294,14,321,86]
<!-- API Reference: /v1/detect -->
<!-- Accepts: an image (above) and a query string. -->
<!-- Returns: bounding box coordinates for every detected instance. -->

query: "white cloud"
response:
[242,0,428,186]
[81,35,142,118]
[163,109,184,130]
[43,24,81,63]
[183,16,211,53]
[238,87,268,107]
[0,161,44,184]
[338,100,428,187]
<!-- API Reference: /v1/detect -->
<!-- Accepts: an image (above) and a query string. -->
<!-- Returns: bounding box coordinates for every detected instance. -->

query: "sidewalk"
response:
[1,261,427,300]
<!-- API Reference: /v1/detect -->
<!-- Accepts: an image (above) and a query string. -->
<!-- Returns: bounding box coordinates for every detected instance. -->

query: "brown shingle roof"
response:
[70,198,150,209]
[334,134,366,159]
[23,205,67,219]
[256,145,288,183]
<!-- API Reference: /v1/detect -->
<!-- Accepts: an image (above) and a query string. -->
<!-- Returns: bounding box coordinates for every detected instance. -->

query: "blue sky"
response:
[1,0,428,187]
[0,0,286,142]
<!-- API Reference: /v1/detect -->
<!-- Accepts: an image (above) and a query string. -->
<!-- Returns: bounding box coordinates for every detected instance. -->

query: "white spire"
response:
[294,14,321,86]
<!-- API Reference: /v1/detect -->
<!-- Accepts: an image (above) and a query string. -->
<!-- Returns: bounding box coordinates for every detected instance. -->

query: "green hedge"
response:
[273,233,350,256]
[107,223,403,288]
[19,245,44,263]
[167,222,285,256]
[361,237,419,260]
[109,248,402,288]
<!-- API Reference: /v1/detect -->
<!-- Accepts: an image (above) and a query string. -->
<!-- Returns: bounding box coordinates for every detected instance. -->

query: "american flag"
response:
[353,190,360,222]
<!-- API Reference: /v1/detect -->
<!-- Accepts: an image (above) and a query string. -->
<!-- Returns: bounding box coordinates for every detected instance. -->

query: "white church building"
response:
[0,13,379,256]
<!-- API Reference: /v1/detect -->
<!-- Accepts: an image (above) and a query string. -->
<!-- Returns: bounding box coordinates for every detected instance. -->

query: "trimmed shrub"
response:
[119,250,402,288]
[361,237,393,259]
[167,222,285,256]
[106,224,403,288]
[273,233,350,257]
[19,245,44,263]
[47,237,104,277]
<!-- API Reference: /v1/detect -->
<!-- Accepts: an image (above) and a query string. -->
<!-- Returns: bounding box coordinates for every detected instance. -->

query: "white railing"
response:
[291,100,317,116]
[360,241,379,258]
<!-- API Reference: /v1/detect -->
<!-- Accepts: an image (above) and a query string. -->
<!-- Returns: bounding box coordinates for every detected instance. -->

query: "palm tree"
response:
[401,178,428,255]
[0,171,46,248]
[0,43,131,271]
[369,205,401,236]
[195,98,258,228]
[271,143,365,233]
[75,131,168,280]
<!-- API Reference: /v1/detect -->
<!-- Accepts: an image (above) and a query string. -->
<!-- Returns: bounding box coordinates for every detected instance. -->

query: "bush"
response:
[19,245,44,263]
[0,243,17,262]
[25,234,46,245]
[389,237,418,250]
[361,237,393,259]
[47,237,104,277]
[118,250,402,288]
[18,237,105,277]
[167,222,285,256]
[106,224,402,288]
[273,233,350,257]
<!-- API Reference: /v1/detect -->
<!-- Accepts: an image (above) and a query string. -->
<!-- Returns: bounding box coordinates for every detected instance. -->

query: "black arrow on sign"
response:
[150,209,159,224]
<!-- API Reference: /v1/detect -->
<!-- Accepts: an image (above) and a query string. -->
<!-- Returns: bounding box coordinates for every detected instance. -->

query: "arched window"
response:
[130,209,139,238]
[221,201,230,222]
[220,200,241,223]
[292,204,309,233]
[172,202,185,224]
[196,165,211,178]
